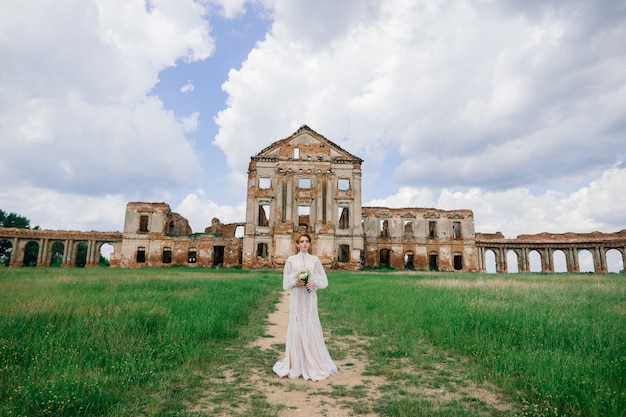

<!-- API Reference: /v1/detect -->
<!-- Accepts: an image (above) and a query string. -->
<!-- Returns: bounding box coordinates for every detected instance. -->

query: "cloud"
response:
[174,190,247,232]
[214,0,626,197]
[181,80,195,93]
[365,164,626,239]
[0,186,128,231]
[0,0,215,196]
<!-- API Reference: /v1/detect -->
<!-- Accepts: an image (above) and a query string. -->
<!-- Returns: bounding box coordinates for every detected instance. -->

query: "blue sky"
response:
[1,0,625,271]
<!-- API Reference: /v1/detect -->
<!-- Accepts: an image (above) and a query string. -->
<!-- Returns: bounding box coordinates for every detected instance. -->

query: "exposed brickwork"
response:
[1,126,624,273]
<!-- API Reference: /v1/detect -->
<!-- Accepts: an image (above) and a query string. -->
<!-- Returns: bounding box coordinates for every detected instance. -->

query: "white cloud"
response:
[365,165,626,239]
[214,0,626,197]
[0,186,127,231]
[181,80,195,93]
[175,190,246,232]
[0,0,214,196]
[181,112,200,133]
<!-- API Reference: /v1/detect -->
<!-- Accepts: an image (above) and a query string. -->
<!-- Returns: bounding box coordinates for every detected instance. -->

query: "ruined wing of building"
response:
[1,125,625,273]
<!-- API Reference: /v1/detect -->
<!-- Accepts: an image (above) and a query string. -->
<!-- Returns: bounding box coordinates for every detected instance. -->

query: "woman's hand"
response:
[306,280,314,290]
[296,280,305,287]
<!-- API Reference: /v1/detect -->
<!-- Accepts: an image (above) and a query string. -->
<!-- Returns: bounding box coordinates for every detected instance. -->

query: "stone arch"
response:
[529,250,542,272]
[484,249,496,273]
[23,240,39,267]
[578,249,595,273]
[50,241,65,267]
[379,248,390,267]
[507,250,519,273]
[553,249,567,273]
[100,243,114,266]
[404,251,414,270]
[75,242,88,267]
[0,239,12,266]
[605,249,623,273]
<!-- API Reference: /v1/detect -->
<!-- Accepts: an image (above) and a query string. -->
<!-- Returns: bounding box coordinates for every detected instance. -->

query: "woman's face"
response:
[297,236,310,252]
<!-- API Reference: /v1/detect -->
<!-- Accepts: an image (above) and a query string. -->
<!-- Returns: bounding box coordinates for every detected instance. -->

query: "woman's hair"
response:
[297,233,312,243]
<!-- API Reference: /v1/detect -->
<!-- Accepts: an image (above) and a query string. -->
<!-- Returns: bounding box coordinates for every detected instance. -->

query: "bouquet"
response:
[295,267,312,293]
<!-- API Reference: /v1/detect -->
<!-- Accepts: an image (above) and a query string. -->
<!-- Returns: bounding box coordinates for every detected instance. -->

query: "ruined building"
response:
[1,125,625,272]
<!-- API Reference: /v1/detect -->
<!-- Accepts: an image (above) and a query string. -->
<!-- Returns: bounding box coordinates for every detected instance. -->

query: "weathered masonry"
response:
[362,207,477,271]
[476,230,626,273]
[0,227,122,267]
[0,125,624,273]
[242,125,365,270]
[113,202,244,268]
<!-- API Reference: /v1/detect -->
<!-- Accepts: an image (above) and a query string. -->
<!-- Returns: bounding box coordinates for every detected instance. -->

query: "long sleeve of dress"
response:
[283,254,328,291]
[274,253,338,381]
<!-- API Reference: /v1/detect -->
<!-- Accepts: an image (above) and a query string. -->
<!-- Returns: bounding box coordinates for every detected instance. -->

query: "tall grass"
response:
[0,267,280,416]
[1,268,624,416]
[321,272,626,417]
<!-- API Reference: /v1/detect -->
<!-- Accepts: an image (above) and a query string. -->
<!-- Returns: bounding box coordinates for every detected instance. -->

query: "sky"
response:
[1,0,625,268]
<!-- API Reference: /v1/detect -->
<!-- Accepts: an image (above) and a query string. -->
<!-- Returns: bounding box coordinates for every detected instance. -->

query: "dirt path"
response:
[190,291,517,416]
[249,291,383,417]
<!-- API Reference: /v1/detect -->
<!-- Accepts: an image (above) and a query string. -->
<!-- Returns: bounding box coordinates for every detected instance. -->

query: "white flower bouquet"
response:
[295,267,312,293]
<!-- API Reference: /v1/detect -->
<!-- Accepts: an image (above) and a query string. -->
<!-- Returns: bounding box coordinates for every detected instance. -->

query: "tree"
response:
[0,210,38,229]
[0,210,40,266]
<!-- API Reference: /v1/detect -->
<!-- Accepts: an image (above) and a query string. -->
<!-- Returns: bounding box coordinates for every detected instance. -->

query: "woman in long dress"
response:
[273,233,338,381]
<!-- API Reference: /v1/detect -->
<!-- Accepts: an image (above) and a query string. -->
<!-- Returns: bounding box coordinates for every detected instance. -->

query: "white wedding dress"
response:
[273,252,338,381]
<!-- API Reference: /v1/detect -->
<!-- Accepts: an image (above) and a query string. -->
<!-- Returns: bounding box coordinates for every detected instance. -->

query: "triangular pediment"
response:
[254,125,363,163]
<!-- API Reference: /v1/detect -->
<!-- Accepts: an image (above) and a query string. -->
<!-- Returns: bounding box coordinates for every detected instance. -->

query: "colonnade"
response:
[0,228,122,268]
[476,241,626,273]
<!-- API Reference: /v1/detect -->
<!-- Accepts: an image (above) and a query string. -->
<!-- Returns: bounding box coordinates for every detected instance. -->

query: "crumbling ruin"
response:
[0,125,624,273]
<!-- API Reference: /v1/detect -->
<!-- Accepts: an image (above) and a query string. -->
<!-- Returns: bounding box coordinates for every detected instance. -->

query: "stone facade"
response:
[1,125,624,272]
[115,202,244,268]
[362,207,477,271]
[242,125,365,270]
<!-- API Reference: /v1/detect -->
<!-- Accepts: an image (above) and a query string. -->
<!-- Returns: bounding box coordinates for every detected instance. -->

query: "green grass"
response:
[0,267,280,416]
[322,271,626,417]
[1,268,624,416]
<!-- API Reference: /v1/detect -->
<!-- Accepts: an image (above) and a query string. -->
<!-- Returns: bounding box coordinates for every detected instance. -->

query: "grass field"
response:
[1,267,624,416]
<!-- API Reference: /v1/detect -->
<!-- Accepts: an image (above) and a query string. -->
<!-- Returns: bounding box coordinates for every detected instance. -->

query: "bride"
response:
[272,233,338,381]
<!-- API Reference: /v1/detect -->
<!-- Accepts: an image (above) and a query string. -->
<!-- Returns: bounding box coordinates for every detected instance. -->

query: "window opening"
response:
[338,207,350,229]
[294,147,300,159]
[259,177,271,189]
[429,221,437,239]
[404,221,414,237]
[454,253,463,270]
[380,219,389,238]
[258,204,270,227]
[338,179,350,190]
[429,252,438,271]
[379,248,390,266]
[257,243,268,258]
[139,215,149,232]
[298,177,311,188]
[162,247,172,264]
[298,205,310,230]
[213,246,224,266]
[405,252,415,270]
[338,244,350,263]
[235,225,244,238]
[188,248,197,263]
[453,221,462,239]
[137,246,146,263]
